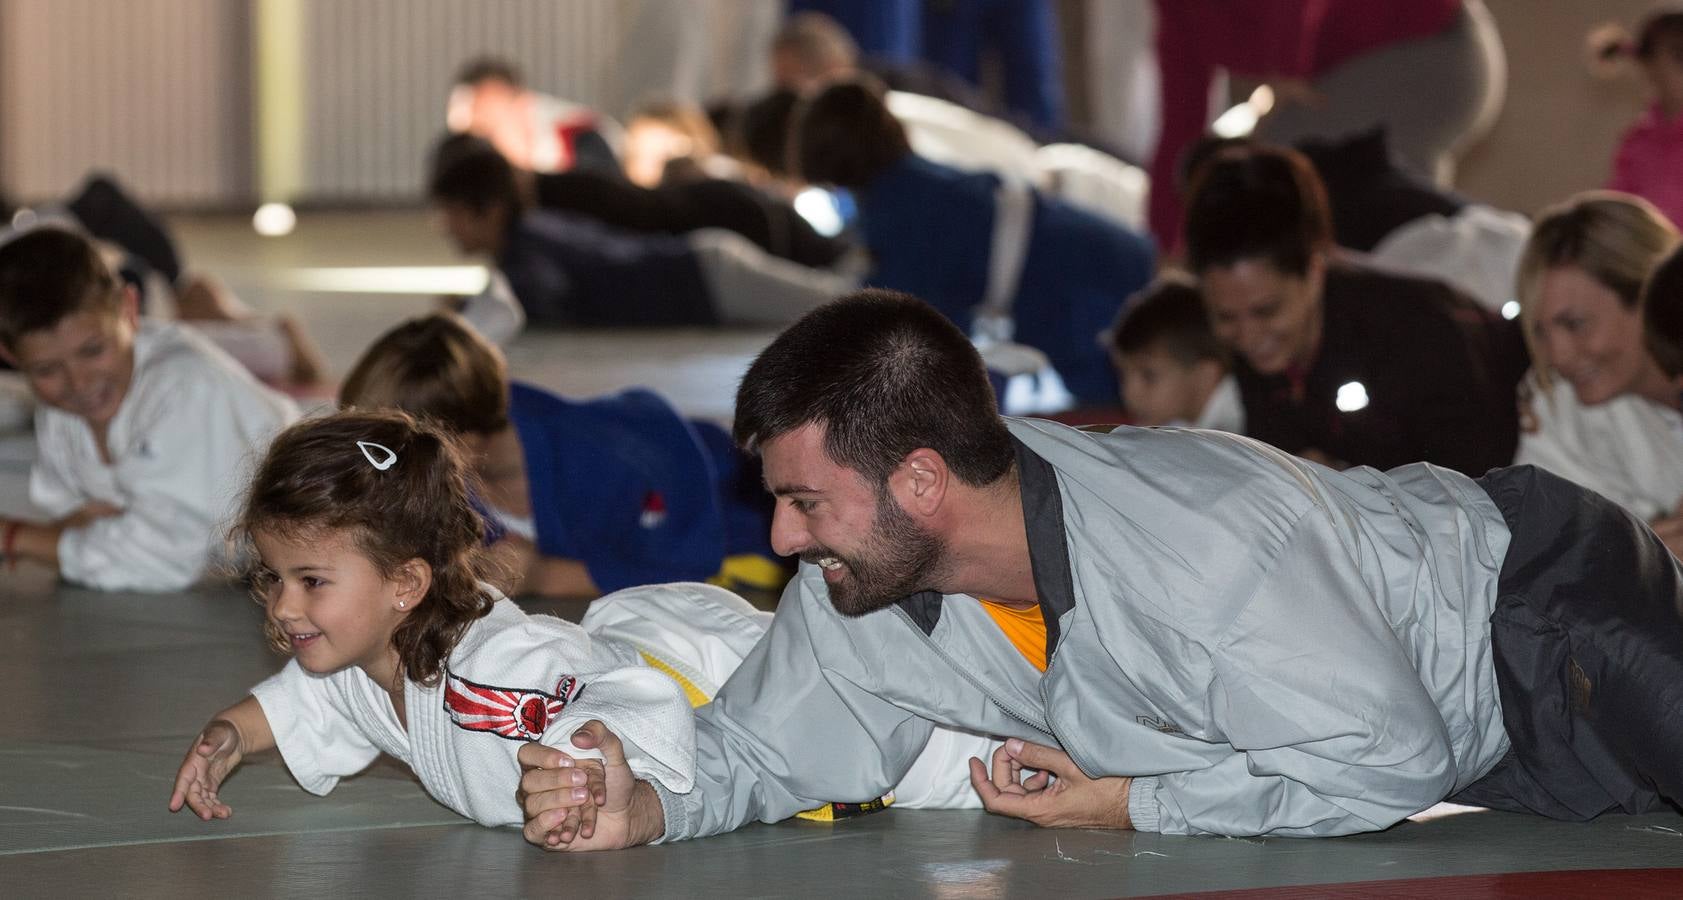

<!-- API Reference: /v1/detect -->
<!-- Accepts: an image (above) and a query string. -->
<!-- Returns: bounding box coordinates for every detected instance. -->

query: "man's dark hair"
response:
[1109,275,1230,368]
[734,289,1014,489]
[1184,143,1332,277]
[0,228,123,350]
[455,56,523,88]
[735,89,801,176]
[793,79,911,190]
[427,132,521,215]
[1645,242,1683,377]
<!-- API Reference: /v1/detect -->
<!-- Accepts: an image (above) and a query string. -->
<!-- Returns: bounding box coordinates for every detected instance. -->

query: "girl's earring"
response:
[398,601,407,609]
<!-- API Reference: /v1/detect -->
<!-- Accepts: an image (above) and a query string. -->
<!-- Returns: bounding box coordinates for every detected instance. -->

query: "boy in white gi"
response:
[168,411,993,835]
[0,228,297,590]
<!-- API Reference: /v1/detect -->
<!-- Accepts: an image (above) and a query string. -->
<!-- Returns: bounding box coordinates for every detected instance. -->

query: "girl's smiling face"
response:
[251,527,419,684]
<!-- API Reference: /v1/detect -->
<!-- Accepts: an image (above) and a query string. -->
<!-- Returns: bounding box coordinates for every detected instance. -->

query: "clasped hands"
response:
[516,725,1131,852]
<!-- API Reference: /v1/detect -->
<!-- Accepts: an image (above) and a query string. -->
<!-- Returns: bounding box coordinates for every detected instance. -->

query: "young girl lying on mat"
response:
[168,411,993,836]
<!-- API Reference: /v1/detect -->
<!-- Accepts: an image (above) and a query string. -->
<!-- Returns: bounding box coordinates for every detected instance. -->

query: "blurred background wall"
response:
[1455,0,1656,216]
[0,0,1660,214]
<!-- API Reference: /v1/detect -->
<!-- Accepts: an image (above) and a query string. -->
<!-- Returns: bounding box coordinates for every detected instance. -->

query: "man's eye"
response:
[792,499,817,513]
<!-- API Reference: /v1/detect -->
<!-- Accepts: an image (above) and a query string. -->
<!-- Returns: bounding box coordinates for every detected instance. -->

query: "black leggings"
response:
[1454,464,1683,819]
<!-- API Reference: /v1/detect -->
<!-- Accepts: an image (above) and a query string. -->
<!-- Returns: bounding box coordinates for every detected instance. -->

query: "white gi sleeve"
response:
[431,608,700,827]
[536,668,697,793]
[456,270,526,346]
[1127,510,1459,837]
[654,570,937,842]
[53,359,295,591]
[250,662,383,796]
[26,420,87,519]
[1514,374,1677,521]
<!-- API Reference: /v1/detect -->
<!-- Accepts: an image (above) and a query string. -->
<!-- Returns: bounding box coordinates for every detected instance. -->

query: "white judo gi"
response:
[252,582,995,828]
[1516,373,1683,521]
[29,321,298,591]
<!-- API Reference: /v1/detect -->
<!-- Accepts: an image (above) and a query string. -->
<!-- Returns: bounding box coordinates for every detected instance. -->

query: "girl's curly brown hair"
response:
[238,409,496,687]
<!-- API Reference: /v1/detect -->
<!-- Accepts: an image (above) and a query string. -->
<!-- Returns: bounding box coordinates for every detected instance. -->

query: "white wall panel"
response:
[302,0,631,201]
[0,0,249,206]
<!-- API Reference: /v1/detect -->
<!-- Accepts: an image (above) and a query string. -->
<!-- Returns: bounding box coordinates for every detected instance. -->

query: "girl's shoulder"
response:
[445,597,597,684]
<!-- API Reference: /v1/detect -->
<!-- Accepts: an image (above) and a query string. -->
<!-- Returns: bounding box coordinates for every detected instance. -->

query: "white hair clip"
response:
[357,441,398,471]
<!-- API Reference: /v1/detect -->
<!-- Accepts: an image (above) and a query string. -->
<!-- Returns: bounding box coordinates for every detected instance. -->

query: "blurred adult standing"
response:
[1151,1,1504,246]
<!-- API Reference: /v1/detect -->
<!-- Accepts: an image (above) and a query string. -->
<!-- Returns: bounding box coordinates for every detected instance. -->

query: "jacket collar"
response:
[895,434,1074,661]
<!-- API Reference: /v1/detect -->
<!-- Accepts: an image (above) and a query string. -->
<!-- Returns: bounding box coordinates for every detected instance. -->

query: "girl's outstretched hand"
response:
[168,719,245,820]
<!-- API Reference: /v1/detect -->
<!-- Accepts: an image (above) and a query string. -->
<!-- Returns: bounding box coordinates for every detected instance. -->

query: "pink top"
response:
[1150,0,1463,245]
[1608,103,1683,229]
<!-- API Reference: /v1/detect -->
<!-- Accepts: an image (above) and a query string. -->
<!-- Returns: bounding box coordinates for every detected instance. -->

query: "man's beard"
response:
[806,492,948,618]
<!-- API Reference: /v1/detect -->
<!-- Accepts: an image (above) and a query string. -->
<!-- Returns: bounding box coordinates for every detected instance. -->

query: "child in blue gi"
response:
[338,313,785,600]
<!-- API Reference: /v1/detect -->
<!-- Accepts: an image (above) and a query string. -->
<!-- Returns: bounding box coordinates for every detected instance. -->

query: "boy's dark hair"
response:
[1637,11,1683,63]
[1645,242,1683,377]
[1109,275,1230,368]
[734,289,1014,489]
[0,228,123,350]
[793,79,912,190]
[1184,143,1332,277]
[340,313,510,436]
[240,410,495,687]
[427,132,522,215]
[736,89,802,176]
[455,56,523,88]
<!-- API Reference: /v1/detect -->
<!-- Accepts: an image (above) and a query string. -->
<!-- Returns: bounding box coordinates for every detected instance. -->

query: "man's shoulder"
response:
[1007,417,1316,511]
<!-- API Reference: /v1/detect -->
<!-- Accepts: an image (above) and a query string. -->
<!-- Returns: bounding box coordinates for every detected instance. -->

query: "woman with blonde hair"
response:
[1514,191,1683,551]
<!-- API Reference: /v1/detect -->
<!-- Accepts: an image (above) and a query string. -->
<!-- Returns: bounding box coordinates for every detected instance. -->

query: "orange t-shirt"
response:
[980,598,1048,672]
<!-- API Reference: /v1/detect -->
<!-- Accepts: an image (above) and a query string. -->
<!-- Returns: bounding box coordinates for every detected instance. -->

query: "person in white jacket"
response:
[168,410,994,836]
[0,228,297,590]
[1511,193,1683,553]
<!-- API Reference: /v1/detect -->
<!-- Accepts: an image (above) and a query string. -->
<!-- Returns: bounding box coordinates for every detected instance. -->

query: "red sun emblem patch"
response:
[443,669,585,742]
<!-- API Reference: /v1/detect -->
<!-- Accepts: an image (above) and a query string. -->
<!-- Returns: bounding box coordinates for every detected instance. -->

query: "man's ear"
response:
[893,448,949,517]
[392,558,434,612]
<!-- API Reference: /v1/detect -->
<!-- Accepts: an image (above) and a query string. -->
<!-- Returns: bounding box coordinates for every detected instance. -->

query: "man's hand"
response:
[518,720,664,851]
[968,738,1133,830]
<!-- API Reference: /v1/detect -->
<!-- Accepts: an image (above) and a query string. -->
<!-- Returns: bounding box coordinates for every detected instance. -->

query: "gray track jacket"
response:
[655,417,1514,838]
